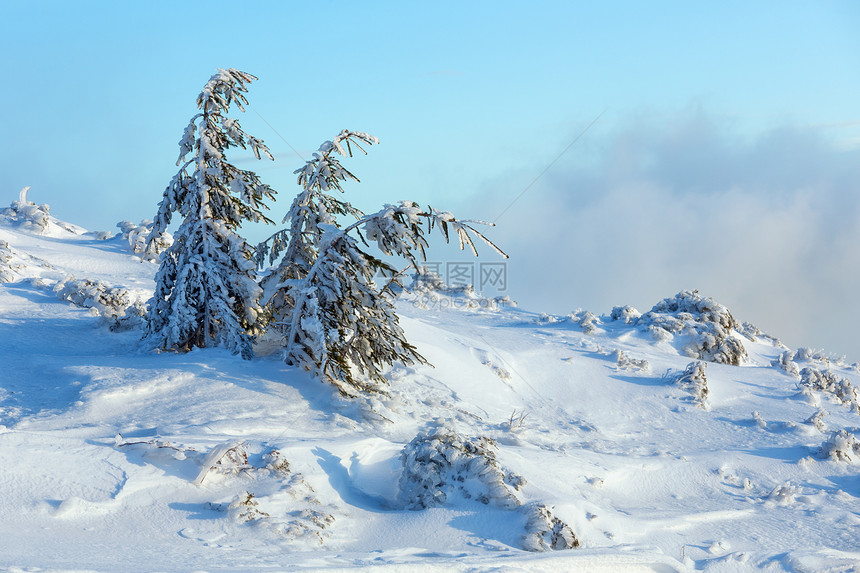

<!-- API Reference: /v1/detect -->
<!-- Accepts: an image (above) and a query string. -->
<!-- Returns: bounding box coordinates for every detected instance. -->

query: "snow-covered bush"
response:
[116,438,336,544]
[772,350,800,377]
[143,69,276,359]
[799,367,859,413]
[522,503,580,551]
[408,269,515,313]
[398,428,525,510]
[398,428,577,552]
[739,321,783,348]
[570,309,600,335]
[409,265,448,293]
[613,349,650,372]
[223,451,337,544]
[0,241,16,283]
[117,220,172,260]
[3,187,51,233]
[794,347,849,368]
[818,430,860,462]
[610,305,641,324]
[670,361,710,409]
[53,277,144,329]
[636,291,748,365]
[805,408,828,432]
[229,492,270,523]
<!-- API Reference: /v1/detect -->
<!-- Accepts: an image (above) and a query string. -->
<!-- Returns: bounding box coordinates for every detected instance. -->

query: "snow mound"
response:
[635,290,749,365]
[398,427,578,552]
[2,187,89,236]
[398,428,525,510]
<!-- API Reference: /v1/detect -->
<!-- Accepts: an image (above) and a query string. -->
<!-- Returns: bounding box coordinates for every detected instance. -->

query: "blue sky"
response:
[2,1,859,357]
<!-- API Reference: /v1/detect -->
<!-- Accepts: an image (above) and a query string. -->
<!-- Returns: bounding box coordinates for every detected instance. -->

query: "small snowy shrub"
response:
[521,503,579,551]
[670,361,710,409]
[263,449,291,475]
[804,409,828,432]
[53,277,144,327]
[799,367,859,413]
[739,321,783,347]
[398,428,525,510]
[794,347,846,367]
[636,291,747,365]
[610,305,641,324]
[818,430,860,462]
[117,220,172,260]
[409,265,448,293]
[0,241,15,283]
[765,483,801,506]
[772,350,800,377]
[224,450,336,544]
[3,187,51,233]
[0,241,52,284]
[569,309,600,334]
[398,428,577,552]
[229,492,270,522]
[613,349,650,372]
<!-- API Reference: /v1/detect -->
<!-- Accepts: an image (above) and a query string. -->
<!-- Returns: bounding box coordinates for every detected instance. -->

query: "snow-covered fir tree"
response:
[258,134,505,395]
[256,130,374,324]
[143,69,276,359]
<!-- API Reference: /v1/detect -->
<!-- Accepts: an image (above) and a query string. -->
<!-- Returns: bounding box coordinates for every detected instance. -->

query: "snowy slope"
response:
[2,204,860,572]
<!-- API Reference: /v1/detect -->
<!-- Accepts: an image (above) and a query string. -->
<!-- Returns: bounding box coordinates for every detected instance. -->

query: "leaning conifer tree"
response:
[144,68,276,359]
[256,130,375,323]
[258,133,505,395]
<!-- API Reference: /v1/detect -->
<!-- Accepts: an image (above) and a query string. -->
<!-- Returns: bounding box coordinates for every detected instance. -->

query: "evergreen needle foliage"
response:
[258,132,506,395]
[143,69,276,359]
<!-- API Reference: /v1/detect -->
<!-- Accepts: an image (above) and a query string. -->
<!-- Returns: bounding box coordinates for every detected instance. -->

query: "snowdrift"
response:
[2,201,860,572]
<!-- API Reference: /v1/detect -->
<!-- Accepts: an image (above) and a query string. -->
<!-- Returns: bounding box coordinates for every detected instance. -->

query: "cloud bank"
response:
[471,112,860,359]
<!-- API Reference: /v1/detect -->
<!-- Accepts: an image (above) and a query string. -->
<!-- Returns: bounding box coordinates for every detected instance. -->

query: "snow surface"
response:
[2,208,860,572]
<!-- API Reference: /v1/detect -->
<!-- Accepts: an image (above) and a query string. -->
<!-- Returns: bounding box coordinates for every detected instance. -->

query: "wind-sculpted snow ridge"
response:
[398,427,578,551]
[633,290,749,365]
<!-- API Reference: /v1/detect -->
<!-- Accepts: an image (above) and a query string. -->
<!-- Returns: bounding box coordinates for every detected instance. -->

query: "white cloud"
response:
[465,112,860,359]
